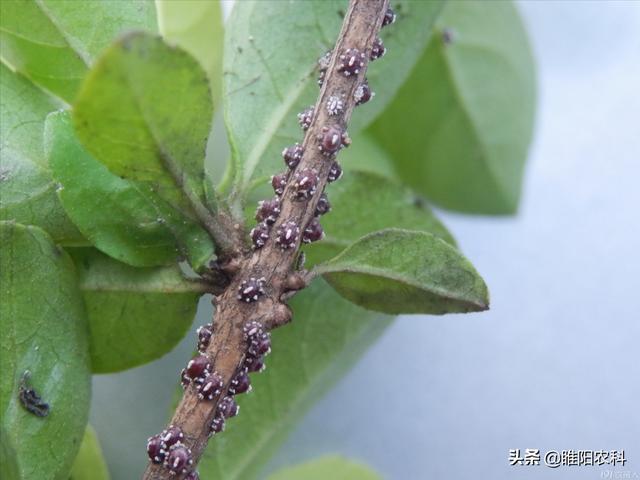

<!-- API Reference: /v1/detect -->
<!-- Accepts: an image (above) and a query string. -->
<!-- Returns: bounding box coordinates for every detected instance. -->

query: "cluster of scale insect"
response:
[246,5,396,254]
[146,425,197,477]
[147,317,273,468]
[206,320,273,437]
[147,9,397,473]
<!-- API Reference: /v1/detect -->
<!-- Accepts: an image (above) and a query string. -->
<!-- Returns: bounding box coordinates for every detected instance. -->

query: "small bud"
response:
[250,221,270,249]
[297,106,314,130]
[146,434,166,464]
[285,272,306,292]
[276,221,300,249]
[209,415,225,437]
[229,371,252,395]
[237,277,266,303]
[337,48,366,77]
[185,354,212,382]
[317,125,349,156]
[315,193,331,216]
[292,168,319,200]
[327,161,343,183]
[302,218,324,243]
[255,197,281,225]
[282,144,304,169]
[382,7,396,27]
[217,256,241,275]
[165,444,192,474]
[370,37,386,60]
[184,472,200,480]
[271,173,288,196]
[161,425,184,448]
[218,396,240,418]
[197,371,224,400]
[273,303,293,326]
[196,324,213,352]
[354,80,374,106]
[326,95,344,116]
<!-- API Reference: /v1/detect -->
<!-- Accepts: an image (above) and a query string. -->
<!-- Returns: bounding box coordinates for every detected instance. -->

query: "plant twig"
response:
[142,1,389,477]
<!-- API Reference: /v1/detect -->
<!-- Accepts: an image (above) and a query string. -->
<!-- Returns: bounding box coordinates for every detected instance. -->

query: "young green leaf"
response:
[46,111,214,268]
[222,0,444,198]
[69,248,202,374]
[0,64,83,244]
[304,169,455,267]
[317,229,489,314]
[69,425,110,480]
[73,32,214,226]
[369,1,536,214]
[156,0,223,105]
[0,222,91,480]
[267,456,381,480]
[0,0,156,103]
[199,280,392,480]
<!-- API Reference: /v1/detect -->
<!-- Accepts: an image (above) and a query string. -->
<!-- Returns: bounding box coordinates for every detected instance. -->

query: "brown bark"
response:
[142,1,389,478]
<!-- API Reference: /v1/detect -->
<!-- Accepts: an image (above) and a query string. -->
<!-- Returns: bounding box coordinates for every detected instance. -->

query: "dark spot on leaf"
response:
[442,28,455,45]
[337,9,345,18]
[237,46,243,53]
[0,167,10,182]
[413,196,426,208]
[19,371,49,418]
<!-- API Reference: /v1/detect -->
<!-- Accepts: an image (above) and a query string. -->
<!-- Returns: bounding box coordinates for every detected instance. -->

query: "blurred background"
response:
[91,1,640,478]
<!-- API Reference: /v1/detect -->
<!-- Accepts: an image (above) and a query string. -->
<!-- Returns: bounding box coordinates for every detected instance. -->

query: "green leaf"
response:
[0,428,20,480]
[72,32,220,268]
[0,0,156,103]
[0,63,83,243]
[0,0,87,102]
[317,229,489,314]
[68,248,201,373]
[156,0,223,106]
[46,110,214,268]
[222,0,444,197]
[267,456,381,480]
[200,280,392,480]
[369,1,536,214]
[30,1,157,62]
[69,425,110,480]
[74,32,212,213]
[304,169,455,267]
[0,221,91,480]
[339,132,399,180]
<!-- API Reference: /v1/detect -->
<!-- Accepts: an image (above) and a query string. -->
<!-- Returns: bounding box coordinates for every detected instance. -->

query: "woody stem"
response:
[142,1,389,478]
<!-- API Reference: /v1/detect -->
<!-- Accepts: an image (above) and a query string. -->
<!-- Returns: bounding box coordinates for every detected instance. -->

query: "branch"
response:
[142,1,390,478]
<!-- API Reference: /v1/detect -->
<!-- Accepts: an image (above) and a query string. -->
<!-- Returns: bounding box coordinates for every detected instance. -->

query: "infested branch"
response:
[142,1,391,478]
